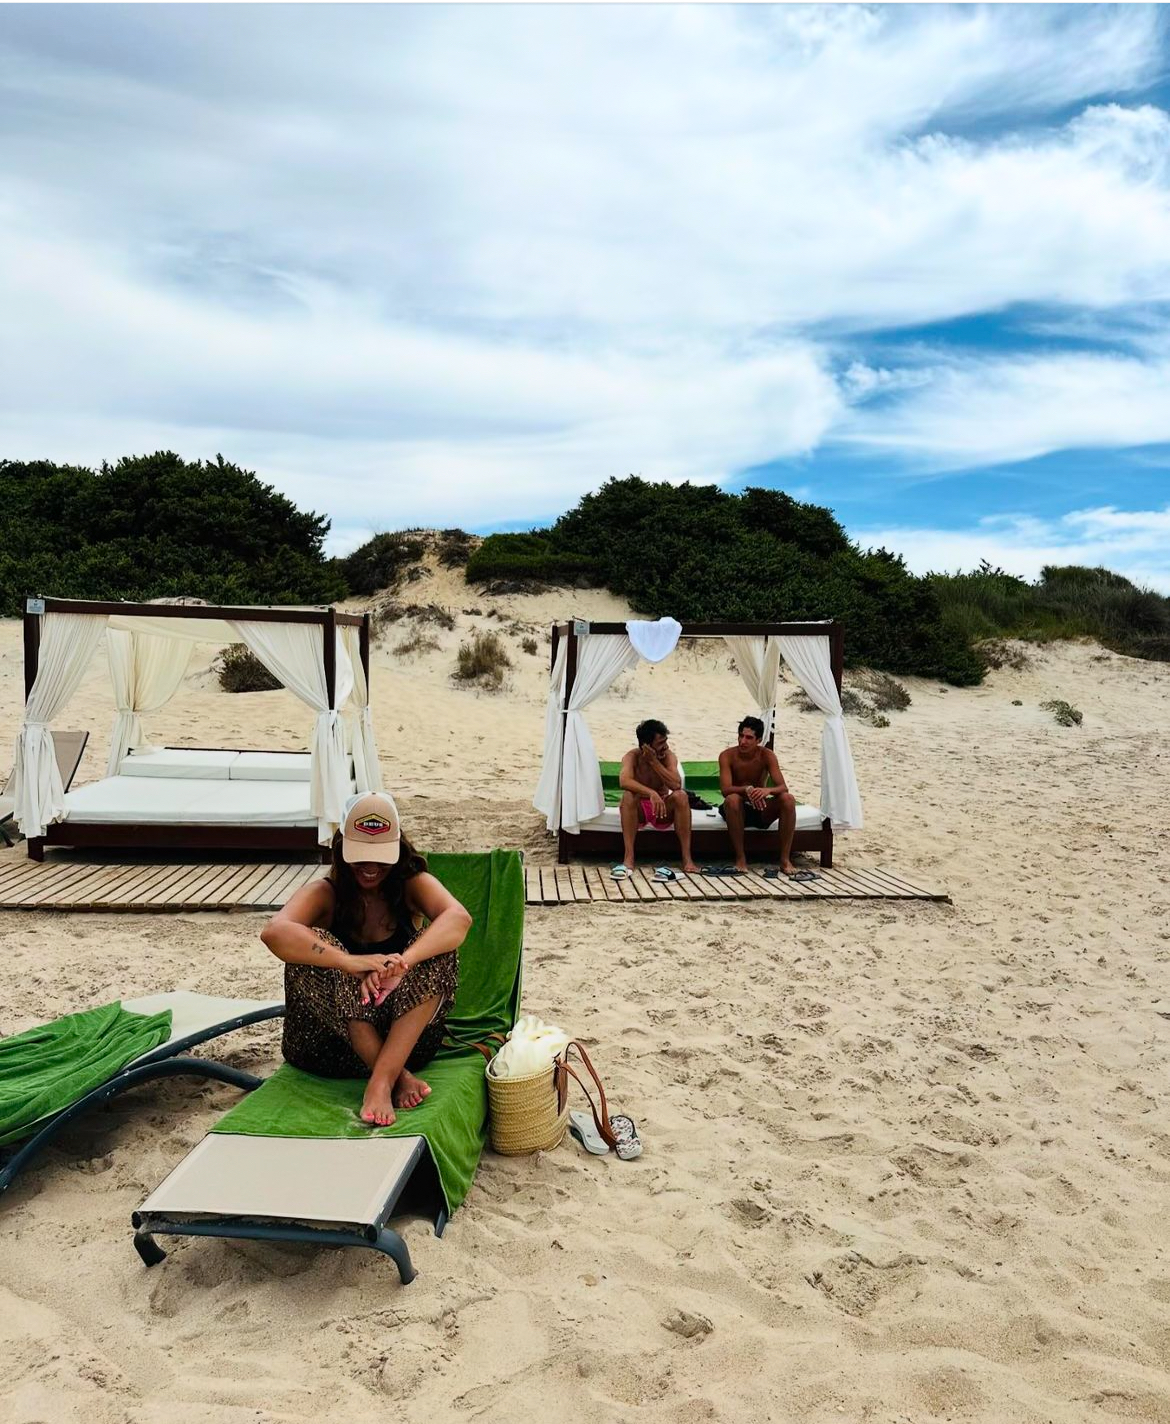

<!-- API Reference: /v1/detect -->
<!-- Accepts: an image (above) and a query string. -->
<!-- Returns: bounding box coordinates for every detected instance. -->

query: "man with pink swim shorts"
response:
[616,719,698,874]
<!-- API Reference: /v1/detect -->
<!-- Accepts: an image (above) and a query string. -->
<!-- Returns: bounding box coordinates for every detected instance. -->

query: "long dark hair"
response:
[328,829,427,943]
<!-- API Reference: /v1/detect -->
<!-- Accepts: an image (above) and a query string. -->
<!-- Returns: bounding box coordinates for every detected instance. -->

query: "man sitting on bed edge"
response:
[260,791,471,1127]
[617,718,699,875]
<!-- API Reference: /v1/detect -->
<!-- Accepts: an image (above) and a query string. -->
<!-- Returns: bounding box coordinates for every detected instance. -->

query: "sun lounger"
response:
[132,849,525,1284]
[0,992,283,1199]
[0,729,89,847]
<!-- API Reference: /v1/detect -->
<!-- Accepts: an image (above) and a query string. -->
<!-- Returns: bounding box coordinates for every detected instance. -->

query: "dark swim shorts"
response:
[718,798,778,829]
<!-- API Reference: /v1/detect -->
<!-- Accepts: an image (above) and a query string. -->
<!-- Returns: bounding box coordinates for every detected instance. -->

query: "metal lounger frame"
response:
[0,1002,284,1199]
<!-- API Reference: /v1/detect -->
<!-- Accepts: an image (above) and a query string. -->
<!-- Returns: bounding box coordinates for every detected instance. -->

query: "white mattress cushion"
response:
[63,776,320,827]
[230,751,313,783]
[579,803,825,834]
[120,749,239,780]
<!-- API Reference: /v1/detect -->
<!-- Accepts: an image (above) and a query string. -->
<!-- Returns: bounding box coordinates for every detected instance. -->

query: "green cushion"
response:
[600,759,781,808]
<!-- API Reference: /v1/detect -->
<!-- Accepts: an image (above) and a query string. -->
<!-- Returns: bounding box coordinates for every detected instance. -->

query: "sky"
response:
[2,4,1169,589]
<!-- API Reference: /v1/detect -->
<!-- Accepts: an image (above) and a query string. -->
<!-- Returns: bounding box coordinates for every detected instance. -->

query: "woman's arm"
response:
[401,872,472,969]
[260,879,382,976]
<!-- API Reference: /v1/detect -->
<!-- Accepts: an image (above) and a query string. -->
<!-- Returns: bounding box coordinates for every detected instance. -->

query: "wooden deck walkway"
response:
[0,855,947,912]
[524,863,947,905]
[0,857,325,913]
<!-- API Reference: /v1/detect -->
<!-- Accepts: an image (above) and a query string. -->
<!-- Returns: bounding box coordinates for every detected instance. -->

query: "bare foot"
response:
[394,1069,432,1110]
[682,861,699,875]
[781,860,798,875]
[623,860,636,872]
[360,1078,397,1127]
[734,859,750,873]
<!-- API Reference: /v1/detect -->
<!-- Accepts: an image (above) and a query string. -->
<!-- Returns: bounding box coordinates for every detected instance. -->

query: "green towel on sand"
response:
[0,1001,173,1146]
[213,849,524,1216]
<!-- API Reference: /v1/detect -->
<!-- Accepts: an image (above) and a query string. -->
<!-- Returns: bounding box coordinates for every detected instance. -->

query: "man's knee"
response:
[724,792,743,813]
[779,791,796,809]
[620,789,638,806]
[669,789,687,806]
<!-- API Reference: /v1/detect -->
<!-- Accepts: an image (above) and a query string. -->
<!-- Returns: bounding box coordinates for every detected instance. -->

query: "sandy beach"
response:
[2,559,1168,1423]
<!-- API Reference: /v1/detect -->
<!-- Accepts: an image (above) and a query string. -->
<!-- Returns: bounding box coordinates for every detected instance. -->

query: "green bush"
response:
[537,478,984,685]
[930,561,1170,662]
[338,531,426,596]
[453,629,512,691]
[0,453,345,613]
[1041,699,1083,727]
[436,529,477,568]
[465,532,601,585]
[217,644,282,693]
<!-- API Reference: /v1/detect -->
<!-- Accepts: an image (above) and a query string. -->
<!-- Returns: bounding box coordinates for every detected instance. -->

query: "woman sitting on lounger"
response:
[260,791,470,1127]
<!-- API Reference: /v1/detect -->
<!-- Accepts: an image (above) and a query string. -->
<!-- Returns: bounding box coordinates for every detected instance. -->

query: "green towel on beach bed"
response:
[601,759,729,808]
[212,849,525,1217]
[0,1001,173,1146]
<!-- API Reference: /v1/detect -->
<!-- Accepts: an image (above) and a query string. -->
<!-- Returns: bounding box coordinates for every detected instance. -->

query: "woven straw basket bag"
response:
[480,1037,616,1157]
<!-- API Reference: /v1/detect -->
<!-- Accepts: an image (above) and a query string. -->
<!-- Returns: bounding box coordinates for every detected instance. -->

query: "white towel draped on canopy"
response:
[106,630,193,776]
[228,620,355,843]
[776,633,863,831]
[723,636,782,742]
[533,634,639,833]
[12,613,106,838]
[626,617,682,663]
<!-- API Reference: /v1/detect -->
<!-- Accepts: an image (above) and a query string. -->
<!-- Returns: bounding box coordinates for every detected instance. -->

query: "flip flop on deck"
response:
[763,868,820,882]
[132,850,525,1285]
[1,992,283,1200]
[702,865,744,878]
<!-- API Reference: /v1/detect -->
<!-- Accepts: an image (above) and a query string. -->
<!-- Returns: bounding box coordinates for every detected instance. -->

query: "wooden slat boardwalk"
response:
[0,856,947,912]
[0,858,325,913]
[523,863,947,906]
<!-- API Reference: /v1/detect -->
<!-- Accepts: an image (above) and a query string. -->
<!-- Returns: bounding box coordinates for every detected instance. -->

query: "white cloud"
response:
[0,5,1169,531]
[855,505,1170,594]
[839,347,1170,469]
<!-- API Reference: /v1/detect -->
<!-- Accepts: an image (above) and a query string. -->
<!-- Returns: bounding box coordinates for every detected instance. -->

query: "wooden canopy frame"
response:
[22,596,371,862]
[549,618,843,867]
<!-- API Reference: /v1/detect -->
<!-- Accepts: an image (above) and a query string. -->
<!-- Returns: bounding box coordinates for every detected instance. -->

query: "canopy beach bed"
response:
[13,596,381,860]
[534,618,863,867]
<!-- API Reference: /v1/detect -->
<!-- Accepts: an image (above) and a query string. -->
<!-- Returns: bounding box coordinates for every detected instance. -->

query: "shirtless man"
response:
[618,719,698,874]
[717,716,798,874]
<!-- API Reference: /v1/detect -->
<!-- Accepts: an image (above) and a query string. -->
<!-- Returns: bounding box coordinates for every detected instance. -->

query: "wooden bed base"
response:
[558,820,833,868]
[27,823,329,863]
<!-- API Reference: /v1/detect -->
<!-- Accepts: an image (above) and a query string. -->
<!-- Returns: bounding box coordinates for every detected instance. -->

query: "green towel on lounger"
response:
[212,849,524,1216]
[0,1001,173,1146]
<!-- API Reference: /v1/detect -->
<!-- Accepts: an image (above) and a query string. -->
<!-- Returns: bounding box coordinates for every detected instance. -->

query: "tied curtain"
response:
[229,621,355,843]
[533,634,638,833]
[13,613,106,838]
[723,636,782,742]
[105,630,193,775]
[775,634,863,831]
[341,625,381,793]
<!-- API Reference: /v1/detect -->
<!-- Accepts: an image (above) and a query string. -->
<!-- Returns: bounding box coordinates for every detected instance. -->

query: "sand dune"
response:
[1,562,1168,1423]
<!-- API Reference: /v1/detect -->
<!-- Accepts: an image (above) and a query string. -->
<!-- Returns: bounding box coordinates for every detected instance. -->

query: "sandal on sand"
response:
[609,1114,643,1161]
[610,865,630,880]
[569,1109,611,1155]
[653,866,678,881]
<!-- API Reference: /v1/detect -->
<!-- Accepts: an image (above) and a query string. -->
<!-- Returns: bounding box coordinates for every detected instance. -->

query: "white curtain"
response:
[342,625,382,793]
[105,630,193,775]
[723,636,782,742]
[13,613,106,838]
[533,635,639,833]
[776,634,863,831]
[533,642,569,830]
[229,620,354,842]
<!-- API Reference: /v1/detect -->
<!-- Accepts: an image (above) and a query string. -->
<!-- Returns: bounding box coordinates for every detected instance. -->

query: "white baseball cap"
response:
[340,791,402,865]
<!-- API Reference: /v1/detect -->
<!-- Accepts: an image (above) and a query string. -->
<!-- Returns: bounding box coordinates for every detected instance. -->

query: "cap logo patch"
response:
[353,814,393,837]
